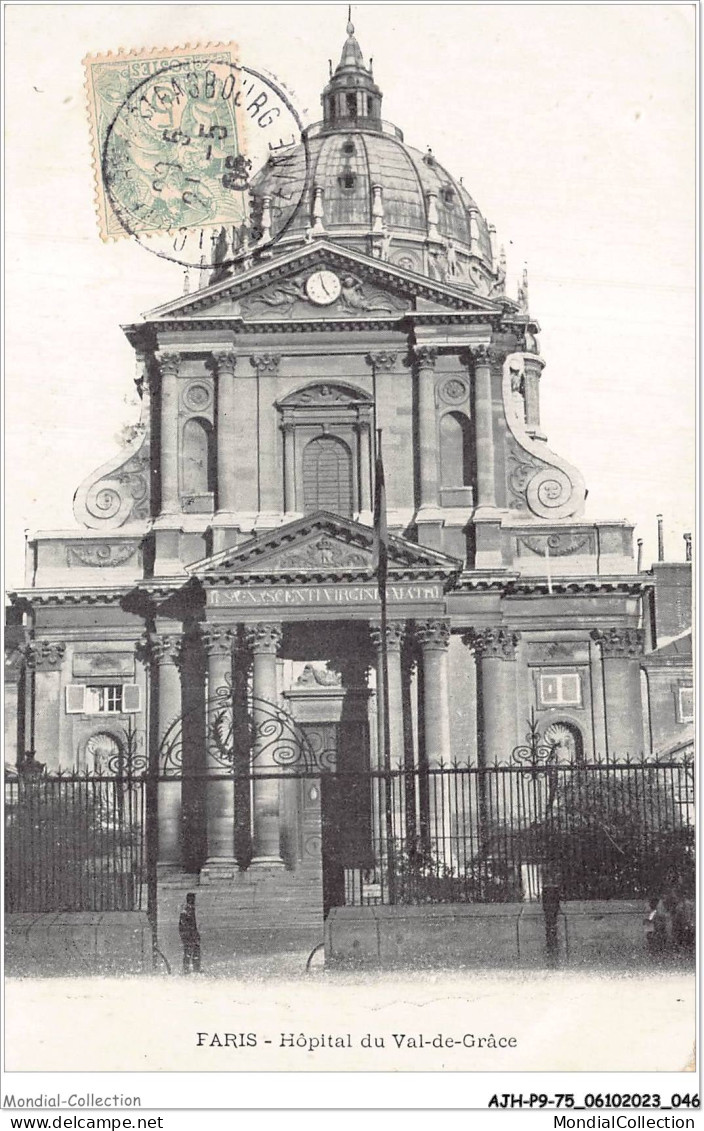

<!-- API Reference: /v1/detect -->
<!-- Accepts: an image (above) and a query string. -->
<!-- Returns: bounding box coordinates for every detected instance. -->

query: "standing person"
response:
[179,892,201,974]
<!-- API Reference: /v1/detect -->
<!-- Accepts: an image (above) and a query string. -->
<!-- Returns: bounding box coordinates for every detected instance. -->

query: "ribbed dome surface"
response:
[251,129,493,269]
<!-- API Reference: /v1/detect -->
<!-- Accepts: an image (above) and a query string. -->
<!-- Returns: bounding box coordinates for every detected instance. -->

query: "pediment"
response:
[188,512,462,585]
[143,240,504,324]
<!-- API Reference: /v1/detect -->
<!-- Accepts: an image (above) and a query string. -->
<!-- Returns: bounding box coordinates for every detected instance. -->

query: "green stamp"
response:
[84,44,306,261]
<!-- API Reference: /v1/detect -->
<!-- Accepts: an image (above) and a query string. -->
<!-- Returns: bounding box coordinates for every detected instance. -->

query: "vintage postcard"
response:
[2,0,697,1108]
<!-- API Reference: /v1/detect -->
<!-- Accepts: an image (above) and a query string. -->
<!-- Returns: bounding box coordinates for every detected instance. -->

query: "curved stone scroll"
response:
[502,352,586,521]
[73,408,151,530]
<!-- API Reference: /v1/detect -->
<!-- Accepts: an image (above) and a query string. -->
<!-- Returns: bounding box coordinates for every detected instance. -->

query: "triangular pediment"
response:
[188,512,462,585]
[142,240,505,324]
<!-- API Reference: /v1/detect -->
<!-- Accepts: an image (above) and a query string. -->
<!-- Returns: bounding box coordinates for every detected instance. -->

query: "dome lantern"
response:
[321,14,383,133]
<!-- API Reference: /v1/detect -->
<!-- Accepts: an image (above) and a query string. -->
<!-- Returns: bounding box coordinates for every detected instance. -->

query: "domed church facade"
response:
[7,23,663,942]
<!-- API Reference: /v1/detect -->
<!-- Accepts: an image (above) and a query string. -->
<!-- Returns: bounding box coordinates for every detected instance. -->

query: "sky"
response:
[4,3,696,587]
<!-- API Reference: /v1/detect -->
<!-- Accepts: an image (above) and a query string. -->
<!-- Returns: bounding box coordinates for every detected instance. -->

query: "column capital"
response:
[413,345,438,368]
[470,344,493,366]
[415,618,451,652]
[23,640,65,671]
[210,350,238,376]
[245,622,283,655]
[136,632,182,667]
[365,350,398,371]
[591,627,644,658]
[155,350,181,377]
[369,620,406,652]
[463,626,520,660]
[201,626,237,657]
[249,353,280,372]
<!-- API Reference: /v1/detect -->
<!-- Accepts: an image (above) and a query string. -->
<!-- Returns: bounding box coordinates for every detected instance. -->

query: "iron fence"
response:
[341,759,695,906]
[4,775,146,913]
[3,757,694,913]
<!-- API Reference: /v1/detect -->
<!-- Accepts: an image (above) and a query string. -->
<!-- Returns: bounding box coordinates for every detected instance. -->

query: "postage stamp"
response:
[84,43,307,263]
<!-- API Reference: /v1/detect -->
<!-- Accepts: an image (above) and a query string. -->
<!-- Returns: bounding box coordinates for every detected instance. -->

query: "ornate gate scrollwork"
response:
[158,686,335,776]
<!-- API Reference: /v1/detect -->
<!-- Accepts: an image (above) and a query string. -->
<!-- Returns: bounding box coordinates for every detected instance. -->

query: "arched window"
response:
[302,436,353,517]
[182,418,215,495]
[440,411,472,487]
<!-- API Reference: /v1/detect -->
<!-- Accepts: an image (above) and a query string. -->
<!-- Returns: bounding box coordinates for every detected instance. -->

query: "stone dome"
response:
[246,20,501,294]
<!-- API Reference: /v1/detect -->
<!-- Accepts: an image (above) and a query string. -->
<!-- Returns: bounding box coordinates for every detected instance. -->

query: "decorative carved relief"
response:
[23,640,66,670]
[502,352,586,520]
[414,618,451,651]
[73,400,151,531]
[250,354,281,372]
[439,377,469,405]
[182,381,213,412]
[591,628,644,658]
[278,534,368,569]
[517,533,594,558]
[67,543,138,568]
[245,623,283,655]
[370,621,406,652]
[464,627,520,661]
[366,351,398,371]
[295,663,342,688]
[242,271,408,318]
[281,383,367,407]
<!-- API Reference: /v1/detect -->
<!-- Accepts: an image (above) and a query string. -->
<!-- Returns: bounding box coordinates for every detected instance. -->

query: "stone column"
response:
[370,621,406,849]
[250,354,282,514]
[464,627,520,764]
[156,352,181,515]
[201,627,237,873]
[471,346,497,507]
[150,633,184,869]
[282,420,296,513]
[25,641,65,772]
[414,346,439,509]
[245,622,284,867]
[523,353,546,436]
[211,350,238,514]
[415,618,453,868]
[591,628,645,757]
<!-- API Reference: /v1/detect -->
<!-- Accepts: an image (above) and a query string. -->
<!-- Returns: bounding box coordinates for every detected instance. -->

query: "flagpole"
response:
[374,427,396,903]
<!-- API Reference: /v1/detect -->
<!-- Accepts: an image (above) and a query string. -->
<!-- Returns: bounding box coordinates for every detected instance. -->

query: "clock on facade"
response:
[305,270,342,305]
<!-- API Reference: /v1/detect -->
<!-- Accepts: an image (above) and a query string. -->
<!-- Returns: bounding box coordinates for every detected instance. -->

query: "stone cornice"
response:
[8,583,184,608]
[504,576,651,596]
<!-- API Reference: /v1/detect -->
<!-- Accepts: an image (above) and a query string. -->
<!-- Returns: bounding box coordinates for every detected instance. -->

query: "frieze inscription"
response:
[208,582,444,609]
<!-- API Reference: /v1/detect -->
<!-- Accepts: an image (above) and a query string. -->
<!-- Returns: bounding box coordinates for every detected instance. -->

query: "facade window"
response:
[538,671,582,708]
[339,172,356,190]
[678,686,694,723]
[302,435,353,517]
[65,683,141,714]
[442,187,455,207]
[440,411,472,487]
[345,93,357,118]
[182,417,215,496]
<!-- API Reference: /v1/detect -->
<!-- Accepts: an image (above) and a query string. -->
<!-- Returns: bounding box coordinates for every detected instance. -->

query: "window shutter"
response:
[65,684,86,714]
[122,684,141,713]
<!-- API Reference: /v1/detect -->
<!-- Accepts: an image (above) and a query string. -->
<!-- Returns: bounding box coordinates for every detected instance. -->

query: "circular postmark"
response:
[101,56,309,269]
